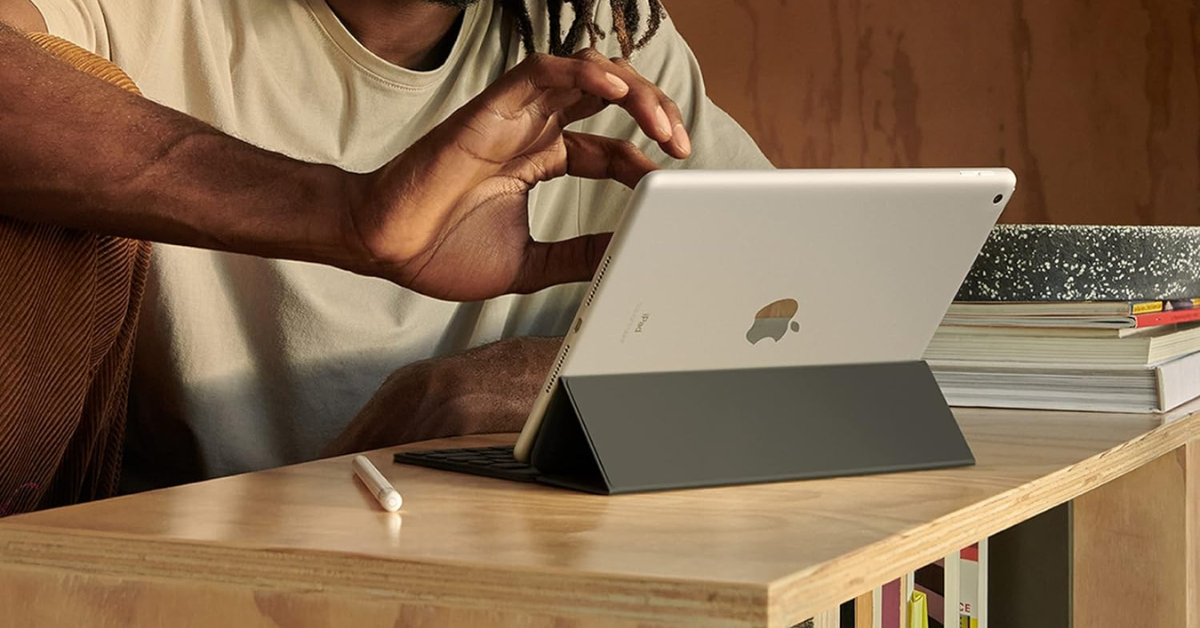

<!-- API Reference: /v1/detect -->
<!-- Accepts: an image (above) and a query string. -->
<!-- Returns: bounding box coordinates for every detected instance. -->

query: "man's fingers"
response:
[514,232,614,294]
[472,51,691,161]
[503,50,691,160]
[560,92,610,125]
[511,132,651,294]
[562,131,659,190]
[607,56,691,159]
[495,53,629,110]
[571,49,691,160]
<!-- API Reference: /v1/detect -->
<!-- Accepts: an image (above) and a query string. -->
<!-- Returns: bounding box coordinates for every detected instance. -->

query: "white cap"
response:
[380,489,403,512]
[353,455,404,513]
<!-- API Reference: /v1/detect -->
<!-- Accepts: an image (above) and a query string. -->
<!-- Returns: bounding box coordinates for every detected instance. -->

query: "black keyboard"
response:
[393,445,540,482]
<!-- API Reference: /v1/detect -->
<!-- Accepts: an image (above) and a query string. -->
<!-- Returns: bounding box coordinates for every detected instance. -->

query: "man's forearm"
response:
[0,22,362,267]
[323,337,560,456]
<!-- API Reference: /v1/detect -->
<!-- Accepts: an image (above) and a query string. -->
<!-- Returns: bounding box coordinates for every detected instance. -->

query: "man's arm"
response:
[0,15,690,300]
[0,0,44,32]
[0,15,363,268]
[323,337,559,456]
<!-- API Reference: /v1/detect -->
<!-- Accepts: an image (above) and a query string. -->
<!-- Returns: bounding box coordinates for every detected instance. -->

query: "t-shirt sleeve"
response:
[580,0,773,171]
[28,0,109,57]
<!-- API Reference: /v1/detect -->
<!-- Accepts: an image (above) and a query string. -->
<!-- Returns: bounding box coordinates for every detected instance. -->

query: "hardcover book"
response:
[924,323,1200,366]
[930,350,1200,413]
[955,225,1200,302]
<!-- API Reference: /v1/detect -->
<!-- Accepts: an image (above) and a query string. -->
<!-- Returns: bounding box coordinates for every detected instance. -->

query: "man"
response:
[0,0,770,500]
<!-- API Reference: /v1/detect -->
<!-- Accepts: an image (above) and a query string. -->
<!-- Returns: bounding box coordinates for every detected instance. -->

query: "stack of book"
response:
[926,224,1200,413]
[926,300,1200,412]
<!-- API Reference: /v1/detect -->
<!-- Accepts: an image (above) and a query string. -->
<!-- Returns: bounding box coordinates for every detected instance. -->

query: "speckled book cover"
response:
[955,225,1200,302]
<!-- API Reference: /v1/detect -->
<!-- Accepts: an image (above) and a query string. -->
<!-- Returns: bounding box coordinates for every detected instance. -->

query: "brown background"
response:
[666,0,1200,226]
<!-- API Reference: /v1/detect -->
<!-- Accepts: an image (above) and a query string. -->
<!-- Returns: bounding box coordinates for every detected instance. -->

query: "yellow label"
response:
[1131,301,1165,315]
[960,618,978,628]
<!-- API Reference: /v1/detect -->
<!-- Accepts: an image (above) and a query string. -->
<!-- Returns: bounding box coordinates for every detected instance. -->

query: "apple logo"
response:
[746,298,801,344]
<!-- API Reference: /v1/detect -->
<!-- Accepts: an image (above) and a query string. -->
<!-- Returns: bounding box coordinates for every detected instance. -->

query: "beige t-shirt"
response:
[32,0,771,484]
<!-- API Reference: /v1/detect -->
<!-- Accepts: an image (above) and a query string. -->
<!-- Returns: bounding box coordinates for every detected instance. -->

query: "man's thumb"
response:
[513,233,614,294]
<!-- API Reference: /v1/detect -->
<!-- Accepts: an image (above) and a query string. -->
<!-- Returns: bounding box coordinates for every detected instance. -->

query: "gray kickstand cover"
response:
[530,361,975,495]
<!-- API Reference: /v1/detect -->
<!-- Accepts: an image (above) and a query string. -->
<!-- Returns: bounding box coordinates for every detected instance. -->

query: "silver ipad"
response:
[514,168,1016,462]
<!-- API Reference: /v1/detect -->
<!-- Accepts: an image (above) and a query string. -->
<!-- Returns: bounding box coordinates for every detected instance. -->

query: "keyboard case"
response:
[528,361,974,494]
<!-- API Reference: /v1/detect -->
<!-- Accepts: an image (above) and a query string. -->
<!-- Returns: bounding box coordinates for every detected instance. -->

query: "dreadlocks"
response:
[501,0,665,59]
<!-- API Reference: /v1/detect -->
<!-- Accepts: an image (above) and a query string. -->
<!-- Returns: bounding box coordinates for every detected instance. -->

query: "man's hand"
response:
[1,25,687,302]
[322,337,560,456]
[342,49,693,301]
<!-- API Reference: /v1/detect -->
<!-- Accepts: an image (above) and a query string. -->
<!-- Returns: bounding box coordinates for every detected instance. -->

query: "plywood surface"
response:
[1189,438,1200,628]
[666,0,1200,226]
[1073,450,1188,627]
[0,564,681,628]
[1,405,1198,627]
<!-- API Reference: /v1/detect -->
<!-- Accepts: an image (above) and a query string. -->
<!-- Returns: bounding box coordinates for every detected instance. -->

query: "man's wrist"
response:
[213,156,374,275]
[312,164,377,272]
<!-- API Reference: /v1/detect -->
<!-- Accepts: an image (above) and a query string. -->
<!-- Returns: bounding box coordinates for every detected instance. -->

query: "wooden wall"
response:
[666,0,1200,225]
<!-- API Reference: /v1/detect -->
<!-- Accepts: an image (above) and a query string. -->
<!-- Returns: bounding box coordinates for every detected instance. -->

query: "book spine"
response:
[903,572,915,628]
[856,592,875,628]
[1133,308,1200,328]
[1155,365,1169,413]
[873,585,883,628]
[1154,351,1200,413]
[882,578,902,628]
[959,544,979,628]
[908,590,929,628]
[812,608,839,628]
[1131,300,1166,315]
[943,552,960,628]
[978,539,988,628]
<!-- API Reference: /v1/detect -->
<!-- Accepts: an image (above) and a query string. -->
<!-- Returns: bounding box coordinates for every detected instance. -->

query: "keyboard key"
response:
[393,450,539,483]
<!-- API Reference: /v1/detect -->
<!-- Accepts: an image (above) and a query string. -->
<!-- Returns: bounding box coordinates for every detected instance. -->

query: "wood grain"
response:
[1,406,1198,628]
[1073,449,1188,627]
[0,564,668,628]
[1190,438,1199,628]
[666,0,1200,226]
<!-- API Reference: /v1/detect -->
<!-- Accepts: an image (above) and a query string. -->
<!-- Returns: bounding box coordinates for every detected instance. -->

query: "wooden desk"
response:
[1,406,1197,628]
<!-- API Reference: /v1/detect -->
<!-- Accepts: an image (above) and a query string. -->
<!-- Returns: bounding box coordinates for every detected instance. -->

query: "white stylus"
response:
[353,455,403,512]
